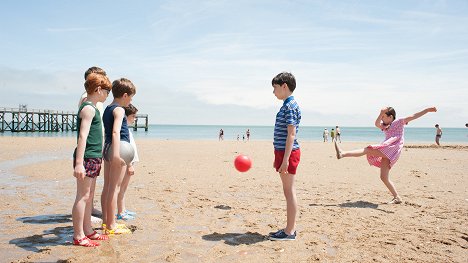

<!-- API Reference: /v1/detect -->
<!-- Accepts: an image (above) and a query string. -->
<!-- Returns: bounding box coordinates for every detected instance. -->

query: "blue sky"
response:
[0,0,467,127]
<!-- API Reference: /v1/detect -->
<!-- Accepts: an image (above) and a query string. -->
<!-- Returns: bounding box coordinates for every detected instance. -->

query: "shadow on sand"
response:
[17,214,72,224]
[10,214,73,252]
[309,200,394,214]
[9,226,73,252]
[202,232,267,246]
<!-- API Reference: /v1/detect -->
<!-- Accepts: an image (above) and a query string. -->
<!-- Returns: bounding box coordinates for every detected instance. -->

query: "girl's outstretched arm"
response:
[375,107,387,129]
[405,107,437,124]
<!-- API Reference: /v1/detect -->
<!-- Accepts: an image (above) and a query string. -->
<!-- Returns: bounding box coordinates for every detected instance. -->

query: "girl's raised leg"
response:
[335,142,388,159]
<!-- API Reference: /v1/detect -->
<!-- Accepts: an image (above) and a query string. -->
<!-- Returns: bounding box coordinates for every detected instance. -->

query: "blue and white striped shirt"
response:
[273,96,301,150]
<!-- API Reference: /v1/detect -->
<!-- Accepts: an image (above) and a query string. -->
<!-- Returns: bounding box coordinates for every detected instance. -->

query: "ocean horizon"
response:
[1,124,468,144]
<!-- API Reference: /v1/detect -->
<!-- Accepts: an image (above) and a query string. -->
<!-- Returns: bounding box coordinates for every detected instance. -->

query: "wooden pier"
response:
[133,114,149,131]
[0,107,149,132]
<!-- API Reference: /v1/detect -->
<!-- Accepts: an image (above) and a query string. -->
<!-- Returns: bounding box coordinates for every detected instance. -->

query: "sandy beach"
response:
[0,137,467,262]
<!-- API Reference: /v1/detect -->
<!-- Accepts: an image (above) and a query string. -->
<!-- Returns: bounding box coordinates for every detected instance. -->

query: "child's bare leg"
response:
[379,158,401,202]
[101,161,111,224]
[106,160,127,229]
[280,173,297,235]
[83,178,97,234]
[335,142,387,159]
[435,136,440,146]
[117,171,131,215]
[72,177,93,239]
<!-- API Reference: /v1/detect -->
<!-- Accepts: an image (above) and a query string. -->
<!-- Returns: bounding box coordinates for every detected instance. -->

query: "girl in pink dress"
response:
[334,106,437,204]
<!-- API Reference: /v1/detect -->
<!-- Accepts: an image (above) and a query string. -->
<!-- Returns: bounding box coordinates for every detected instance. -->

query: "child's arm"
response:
[278,125,296,174]
[404,107,437,124]
[74,105,95,179]
[111,107,126,163]
[127,165,135,176]
[374,107,387,130]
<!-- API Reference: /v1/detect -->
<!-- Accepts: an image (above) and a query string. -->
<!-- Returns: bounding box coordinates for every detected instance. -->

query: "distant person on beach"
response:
[72,73,112,247]
[330,128,335,142]
[335,126,342,143]
[334,106,437,204]
[219,129,224,141]
[435,124,442,146]
[246,129,250,141]
[116,104,140,221]
[101,78,136,235]
[323,128,329,142]
[237,134,240,141]
[269,72,301,241]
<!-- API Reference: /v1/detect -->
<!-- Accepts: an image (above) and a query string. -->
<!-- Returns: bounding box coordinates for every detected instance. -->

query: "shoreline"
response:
[0,137,467,262]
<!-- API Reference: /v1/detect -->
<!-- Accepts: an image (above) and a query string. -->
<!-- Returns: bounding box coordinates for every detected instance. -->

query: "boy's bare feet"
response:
[334,141,343,159]
[388,196,402,204]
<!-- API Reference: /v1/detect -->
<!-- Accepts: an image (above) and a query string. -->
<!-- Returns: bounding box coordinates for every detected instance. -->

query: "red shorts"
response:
[274,149,301,175]
[73,158,102,178]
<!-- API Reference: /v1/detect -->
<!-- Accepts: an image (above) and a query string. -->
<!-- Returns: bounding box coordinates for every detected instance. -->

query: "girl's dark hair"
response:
[124,104,138,116]
[385,107,396,120]
[272,72,296,92]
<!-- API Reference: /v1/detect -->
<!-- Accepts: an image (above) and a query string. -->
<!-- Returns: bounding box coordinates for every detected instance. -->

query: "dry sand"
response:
[0,137,467,262]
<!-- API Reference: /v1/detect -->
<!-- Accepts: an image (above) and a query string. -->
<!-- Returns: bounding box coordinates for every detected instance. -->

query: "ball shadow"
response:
[202,231,267,246]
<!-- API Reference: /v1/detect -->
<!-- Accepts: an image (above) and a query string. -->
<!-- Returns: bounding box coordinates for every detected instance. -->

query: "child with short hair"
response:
[101,78,137,234]
[269,72,301,241]
[72,73,112,247]
[116,104,140,220]
[334,107,437,204]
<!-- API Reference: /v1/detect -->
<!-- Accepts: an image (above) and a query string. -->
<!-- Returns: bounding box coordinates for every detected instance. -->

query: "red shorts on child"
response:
[274,149,301,175]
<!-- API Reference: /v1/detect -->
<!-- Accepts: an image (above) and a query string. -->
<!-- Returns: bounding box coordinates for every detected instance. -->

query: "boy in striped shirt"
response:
[269,72,301,241]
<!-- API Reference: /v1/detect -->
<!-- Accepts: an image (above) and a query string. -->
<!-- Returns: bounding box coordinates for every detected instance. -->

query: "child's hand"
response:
[278,161,289,174]
[427,107,437,113]
[74,165,86,180]
[128,165,135,176]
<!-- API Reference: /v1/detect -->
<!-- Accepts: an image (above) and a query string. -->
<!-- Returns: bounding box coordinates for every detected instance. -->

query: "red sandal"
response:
[73,236,100,247]
[86,231,109,241]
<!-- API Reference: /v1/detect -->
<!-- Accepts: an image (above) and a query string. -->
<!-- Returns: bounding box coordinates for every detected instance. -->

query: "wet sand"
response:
[0,137,467,262]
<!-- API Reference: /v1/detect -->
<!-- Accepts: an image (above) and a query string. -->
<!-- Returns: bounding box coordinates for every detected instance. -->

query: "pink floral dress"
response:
[367,118,406,168]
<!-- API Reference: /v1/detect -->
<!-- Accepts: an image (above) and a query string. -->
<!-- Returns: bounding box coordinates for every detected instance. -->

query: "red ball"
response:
[234,155,252,172]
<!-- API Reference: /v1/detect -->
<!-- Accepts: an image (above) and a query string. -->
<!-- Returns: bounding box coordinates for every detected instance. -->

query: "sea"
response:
[2,125,468,144]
